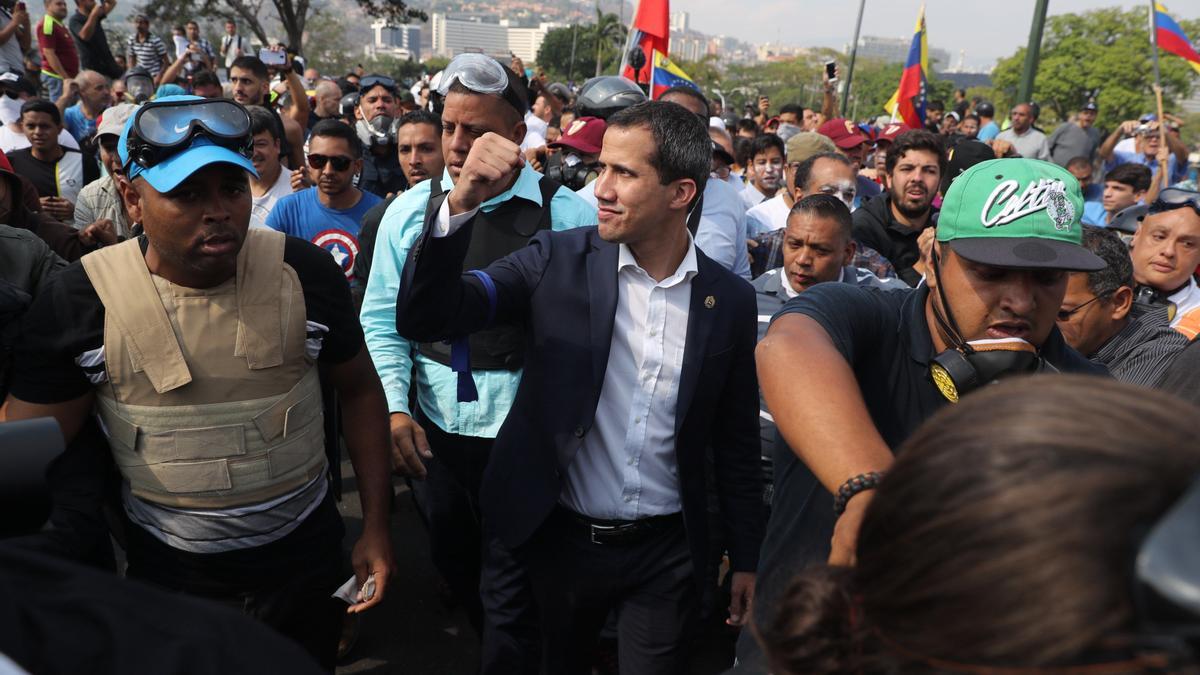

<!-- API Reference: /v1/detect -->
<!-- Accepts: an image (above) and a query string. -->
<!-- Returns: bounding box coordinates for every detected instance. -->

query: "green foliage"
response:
[536,13,626,82]
[990,7,1199,128]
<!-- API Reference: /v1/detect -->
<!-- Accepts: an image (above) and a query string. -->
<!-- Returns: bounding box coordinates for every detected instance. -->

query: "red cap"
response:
[817,118,868,150]
[875,122,912,145]
[549,116,606,155]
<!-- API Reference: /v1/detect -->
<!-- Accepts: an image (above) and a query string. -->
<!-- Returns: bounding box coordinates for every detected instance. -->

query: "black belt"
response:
[555,506,683,546]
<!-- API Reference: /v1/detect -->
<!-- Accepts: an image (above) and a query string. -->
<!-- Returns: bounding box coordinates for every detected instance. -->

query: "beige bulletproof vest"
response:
[81,228,328,509]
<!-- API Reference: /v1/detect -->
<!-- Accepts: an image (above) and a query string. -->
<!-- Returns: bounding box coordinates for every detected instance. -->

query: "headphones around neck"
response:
[927,245,1052,403]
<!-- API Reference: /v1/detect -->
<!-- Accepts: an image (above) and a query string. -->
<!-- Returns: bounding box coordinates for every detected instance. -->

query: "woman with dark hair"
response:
[757,375,1200,674]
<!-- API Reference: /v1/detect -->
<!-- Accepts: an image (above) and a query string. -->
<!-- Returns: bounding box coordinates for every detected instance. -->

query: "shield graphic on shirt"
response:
[312,229,359,279]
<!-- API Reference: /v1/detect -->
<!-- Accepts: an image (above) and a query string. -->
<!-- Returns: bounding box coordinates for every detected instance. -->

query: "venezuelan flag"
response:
[884,5,928,129]
[1154,3,1200,76]
[650,51,700,100]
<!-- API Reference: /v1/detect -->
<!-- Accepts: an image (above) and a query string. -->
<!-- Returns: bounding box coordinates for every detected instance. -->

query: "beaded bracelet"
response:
[833,472,885,516]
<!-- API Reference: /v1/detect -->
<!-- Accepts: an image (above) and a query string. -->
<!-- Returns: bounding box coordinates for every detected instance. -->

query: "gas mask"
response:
[125,75,154,104]
[545,151,598,192]
[927,248,1055,403]
[356,115,397,150]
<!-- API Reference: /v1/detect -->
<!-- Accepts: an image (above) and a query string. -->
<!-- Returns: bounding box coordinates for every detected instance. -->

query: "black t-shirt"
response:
[67,11,122,80]
[10,235,363,404]
[7,147,99,202]
[748,282,1107,632]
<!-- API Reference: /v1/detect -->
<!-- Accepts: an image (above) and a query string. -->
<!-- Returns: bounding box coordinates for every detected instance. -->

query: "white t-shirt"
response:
[1169,276,1200,337]
[746,192,791,236]
[249,168,294,230]
[740,183,767,212]
[0,125,80,154]
[521,112,548,152]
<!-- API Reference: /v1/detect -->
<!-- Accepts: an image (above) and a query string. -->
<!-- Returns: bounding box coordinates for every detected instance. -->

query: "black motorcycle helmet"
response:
[975,101,996,118]
[575,76,647,121]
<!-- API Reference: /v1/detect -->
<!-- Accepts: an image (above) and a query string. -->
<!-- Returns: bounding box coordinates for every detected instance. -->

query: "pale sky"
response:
[673,0,1200,72]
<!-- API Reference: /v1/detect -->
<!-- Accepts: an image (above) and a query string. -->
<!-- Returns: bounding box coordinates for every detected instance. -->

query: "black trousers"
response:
[412,411,540,674]
[520,508,698,675]
[123,489,345,671]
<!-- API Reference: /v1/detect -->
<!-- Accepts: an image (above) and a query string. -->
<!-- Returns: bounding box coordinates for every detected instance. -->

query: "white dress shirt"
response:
[562,239,697,520]
[434,198,696,521]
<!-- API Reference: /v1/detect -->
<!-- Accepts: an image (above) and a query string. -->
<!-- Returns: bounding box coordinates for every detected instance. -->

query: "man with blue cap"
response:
[4,95,395,669]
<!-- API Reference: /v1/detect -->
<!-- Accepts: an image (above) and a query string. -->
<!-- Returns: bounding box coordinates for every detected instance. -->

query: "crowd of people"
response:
[0,6,1199,673]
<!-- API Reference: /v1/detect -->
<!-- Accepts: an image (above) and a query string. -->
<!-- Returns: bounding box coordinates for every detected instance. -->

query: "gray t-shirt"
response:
[996,126,1050,161]
[1047,122,1101,168]
[0,8,24,75]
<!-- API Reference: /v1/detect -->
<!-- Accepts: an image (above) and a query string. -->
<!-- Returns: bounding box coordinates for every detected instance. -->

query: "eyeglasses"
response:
[1057,289,1114,321]
[307,153,354,171]
[1149,188,1200,217]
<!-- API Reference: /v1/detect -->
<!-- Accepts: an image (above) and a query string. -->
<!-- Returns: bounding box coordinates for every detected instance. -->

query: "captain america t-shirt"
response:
[265,186,383,284]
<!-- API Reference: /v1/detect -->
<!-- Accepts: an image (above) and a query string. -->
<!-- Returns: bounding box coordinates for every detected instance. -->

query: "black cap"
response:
[939,140,994,196]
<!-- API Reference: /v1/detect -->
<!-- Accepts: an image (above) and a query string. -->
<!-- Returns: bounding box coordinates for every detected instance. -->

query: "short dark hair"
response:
[790,193,853,243]
[20,98,60,125]
[779,103,804,118]
[927,100,945,112]
[309,118,362,156]
[962,113,980,124]
[657,85,707,113]
[1065,156,1092,172]
[749,133,785,161]
[230,55,268,80]
[247,105,280,141]
[885,129,946,176]
[607,100,709,194]
[1104,163,1151,193]
[794,151,851,191]
[397,109,440,132]
[735,118,759,136]
[1080,226,1132,295]
[734,136,754,166]
[191,69,221,91]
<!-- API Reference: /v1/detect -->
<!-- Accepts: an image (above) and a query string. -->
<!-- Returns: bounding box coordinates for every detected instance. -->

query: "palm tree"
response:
[591,9,627,77]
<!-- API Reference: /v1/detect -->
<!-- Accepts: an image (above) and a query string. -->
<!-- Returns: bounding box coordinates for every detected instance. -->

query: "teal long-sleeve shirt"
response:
[361,166,597,438]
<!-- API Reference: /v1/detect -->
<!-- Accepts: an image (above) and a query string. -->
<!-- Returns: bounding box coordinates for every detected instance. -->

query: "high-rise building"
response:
[431,13,509,58]
[849,35,951,71]
[503,21,565,63]
[372,20,421,61]
[670,11,689,32]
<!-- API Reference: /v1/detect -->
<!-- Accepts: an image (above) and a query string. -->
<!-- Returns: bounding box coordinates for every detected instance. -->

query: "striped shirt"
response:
[1091,303,1190,388]
[125,33,167,75]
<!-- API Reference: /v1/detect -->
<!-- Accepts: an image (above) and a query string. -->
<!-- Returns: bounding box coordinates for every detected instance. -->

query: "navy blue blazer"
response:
[396,222,765,580]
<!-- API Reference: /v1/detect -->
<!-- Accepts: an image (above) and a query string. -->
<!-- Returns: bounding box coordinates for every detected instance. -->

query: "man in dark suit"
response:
[394,100,764,674]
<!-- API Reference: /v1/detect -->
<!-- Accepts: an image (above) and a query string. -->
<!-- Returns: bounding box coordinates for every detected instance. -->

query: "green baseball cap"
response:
[937,158,1105,271]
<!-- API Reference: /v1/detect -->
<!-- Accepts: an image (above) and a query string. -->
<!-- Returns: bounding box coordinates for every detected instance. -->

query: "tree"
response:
[537,25,597,82]
[990,7,1199,129]
[590,10,625,77]
[136,0,426,56]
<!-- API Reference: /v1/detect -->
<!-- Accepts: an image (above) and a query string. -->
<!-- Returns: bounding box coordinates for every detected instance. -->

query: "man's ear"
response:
[120,177,142,224]
[842,239,857,267]
[670,178,698,213]
[1110,285,1134,321]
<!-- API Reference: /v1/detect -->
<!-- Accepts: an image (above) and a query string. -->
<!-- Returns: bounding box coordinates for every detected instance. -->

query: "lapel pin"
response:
[704,295,716,309]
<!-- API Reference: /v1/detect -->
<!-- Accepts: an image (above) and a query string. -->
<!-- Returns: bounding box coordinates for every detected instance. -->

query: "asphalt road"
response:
[334,459,739,675]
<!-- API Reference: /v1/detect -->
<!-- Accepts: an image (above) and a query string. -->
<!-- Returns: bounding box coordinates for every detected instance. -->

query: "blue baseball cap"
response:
[118,95,257,193]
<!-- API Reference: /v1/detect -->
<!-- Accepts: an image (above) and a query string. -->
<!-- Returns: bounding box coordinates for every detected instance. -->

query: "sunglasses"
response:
[307,154,354,171]
[1149,188,1200,217]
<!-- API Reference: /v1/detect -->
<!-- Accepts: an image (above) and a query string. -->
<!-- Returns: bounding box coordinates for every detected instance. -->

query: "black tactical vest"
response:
[416,175,559,371]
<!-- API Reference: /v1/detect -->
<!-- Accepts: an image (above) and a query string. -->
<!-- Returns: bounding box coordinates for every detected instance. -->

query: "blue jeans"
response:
[43,74,62,102]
